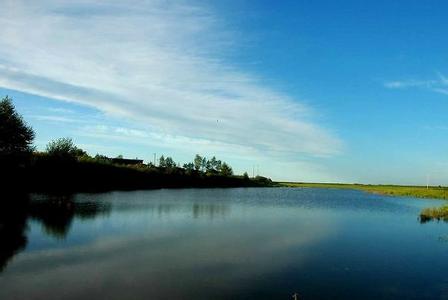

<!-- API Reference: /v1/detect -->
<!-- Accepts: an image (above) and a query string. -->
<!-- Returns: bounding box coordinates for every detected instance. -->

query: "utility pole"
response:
[153,153,156,166]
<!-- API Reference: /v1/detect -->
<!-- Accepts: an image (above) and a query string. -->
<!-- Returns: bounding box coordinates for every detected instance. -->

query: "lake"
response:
[1,188,448,299]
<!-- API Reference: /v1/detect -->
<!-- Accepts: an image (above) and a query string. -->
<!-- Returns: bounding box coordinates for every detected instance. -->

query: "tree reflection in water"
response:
[0,193,110,272]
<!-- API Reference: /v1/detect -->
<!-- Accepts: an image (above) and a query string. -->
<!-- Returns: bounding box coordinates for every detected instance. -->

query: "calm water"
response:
[1,188,448,299]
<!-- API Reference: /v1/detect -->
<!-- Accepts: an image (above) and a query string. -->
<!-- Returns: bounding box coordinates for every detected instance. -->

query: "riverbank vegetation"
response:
[1,96,273,192]
[419,205,448,223]
[280,182,448,200]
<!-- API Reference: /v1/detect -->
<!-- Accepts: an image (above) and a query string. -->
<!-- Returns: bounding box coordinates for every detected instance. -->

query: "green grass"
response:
[279,182,448,200]
[420,205,448,223]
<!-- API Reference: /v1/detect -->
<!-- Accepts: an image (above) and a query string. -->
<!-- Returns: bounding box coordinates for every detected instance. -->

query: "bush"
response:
[46,138,85,161]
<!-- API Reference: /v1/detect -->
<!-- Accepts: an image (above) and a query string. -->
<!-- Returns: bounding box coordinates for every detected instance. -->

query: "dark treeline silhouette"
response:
[0,193,110,272]
[0,96,273,193]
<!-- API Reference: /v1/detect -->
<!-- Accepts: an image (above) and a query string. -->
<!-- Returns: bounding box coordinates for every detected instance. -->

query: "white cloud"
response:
[432,88,448,95]
[30,114,84,123]
[0,0,341,165]
[384,74,448,96]
[383,80,435,89]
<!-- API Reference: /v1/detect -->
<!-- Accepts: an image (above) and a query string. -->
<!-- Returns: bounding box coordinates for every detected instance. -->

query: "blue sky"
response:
[1,0,448,184]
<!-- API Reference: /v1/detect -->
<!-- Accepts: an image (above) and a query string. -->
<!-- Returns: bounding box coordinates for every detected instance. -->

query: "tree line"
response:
[0,96,240,178]
[158,154,233,177]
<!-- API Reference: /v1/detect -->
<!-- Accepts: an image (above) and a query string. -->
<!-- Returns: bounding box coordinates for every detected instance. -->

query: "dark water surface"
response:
[1,188,448,299]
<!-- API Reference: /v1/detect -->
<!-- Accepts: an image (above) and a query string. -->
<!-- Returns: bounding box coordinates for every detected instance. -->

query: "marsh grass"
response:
[420,206,448,223]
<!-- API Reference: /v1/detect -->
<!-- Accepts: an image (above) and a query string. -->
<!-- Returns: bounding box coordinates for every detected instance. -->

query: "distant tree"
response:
[201,157,207,171]
[212,157,222,172]
[206,156,217,172]
[46,138,83,160]
[72,148,88,158]
[243,172,249,180]
[164,157,176,169]
[183,162,194,173]
[220,162,233,176]
[159,155,166,168]
[0,96,35,155]
[214,159,222,171]
[116,154,123,159]
[194,154,202,171]
[94,154,110,163]
[205,156,223,174]
[205,159,212,172]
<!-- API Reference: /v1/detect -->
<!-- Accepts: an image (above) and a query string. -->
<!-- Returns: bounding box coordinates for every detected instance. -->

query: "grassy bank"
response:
[420,205,448,223]
[279,182,448,200]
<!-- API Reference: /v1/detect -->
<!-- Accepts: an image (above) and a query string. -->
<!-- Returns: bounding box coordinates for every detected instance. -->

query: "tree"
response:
[243,172,249,180]
[183,162,194,173]
[205,156,222,174]
[94,154,110,163]
[0,96,35,154]
[72,147,88,158]
[206,156,217,172]
[201,157,207,171]
[220,162,233,176]
[214,159,222,172]
[211,156,222,172]
[164,157,176,169]
[46,137,85,161]
[159,155,166,167]
[194,154,202,171]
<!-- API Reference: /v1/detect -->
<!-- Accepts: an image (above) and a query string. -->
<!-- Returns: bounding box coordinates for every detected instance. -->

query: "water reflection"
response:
[192,203,229,219]
[150,202,229,219]
[2,188,448,299]
[0,194,110,272]
[0,198,331,300]
[0,194,28,272]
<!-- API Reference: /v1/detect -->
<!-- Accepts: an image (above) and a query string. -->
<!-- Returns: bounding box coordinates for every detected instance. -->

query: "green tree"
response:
[183,162,194,173]
[0,96,35,154]
[205,156,223,174]
[212,157,222,172]
[214,159,222,171]
[159,155,166,167]
[165,157,176,169]
[46,138,82,160]
[243,172,249,180]
[201,157,207,171]
[220,162,233,177]
[205,158,213,172]
[94,154,110,163]
[194,154,202,171]
[206,156,216,172]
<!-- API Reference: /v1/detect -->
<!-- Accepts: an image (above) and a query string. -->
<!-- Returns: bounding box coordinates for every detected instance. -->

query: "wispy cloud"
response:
[384,73,448,96]
[47,107,76,114]
[384,80,437,89]
[0,0,341,162]
[30,115,84,123]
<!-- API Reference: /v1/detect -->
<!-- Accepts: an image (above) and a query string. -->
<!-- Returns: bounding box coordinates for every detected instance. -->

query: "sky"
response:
[1,0,448,185]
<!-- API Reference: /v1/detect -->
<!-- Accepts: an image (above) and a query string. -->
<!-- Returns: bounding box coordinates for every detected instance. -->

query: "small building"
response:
[111,157,144,165]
